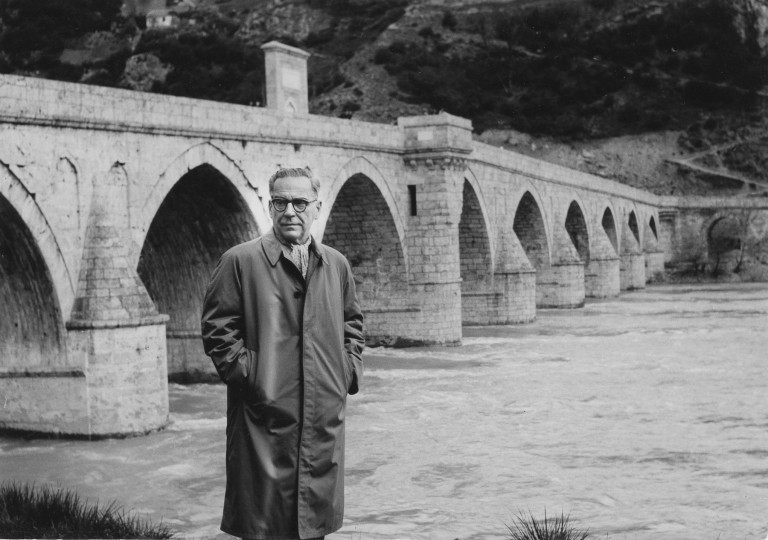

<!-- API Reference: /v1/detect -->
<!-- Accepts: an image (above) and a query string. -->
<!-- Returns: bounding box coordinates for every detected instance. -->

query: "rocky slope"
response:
[3,0,768,197]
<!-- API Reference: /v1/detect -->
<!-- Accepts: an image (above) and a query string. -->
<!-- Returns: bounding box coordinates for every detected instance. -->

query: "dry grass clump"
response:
[0,482,174,539]
[506,510,590,540]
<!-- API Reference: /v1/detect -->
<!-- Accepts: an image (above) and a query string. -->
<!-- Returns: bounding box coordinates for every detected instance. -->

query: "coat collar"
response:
[262,229,328,267]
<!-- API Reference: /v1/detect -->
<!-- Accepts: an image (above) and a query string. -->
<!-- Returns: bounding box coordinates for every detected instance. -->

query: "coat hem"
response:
[221,519,342,540]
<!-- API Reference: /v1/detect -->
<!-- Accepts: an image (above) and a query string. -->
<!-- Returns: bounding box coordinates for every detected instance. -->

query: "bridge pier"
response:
[643,216,665,283]
[463,230,536,325]
[586,217,621,298]
[537,205,586,308]
[645,250,665,283]
[620,210,646,290]
[66,164,169,437]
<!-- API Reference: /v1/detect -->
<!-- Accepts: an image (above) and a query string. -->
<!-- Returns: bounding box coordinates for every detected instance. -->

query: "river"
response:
[2,283,767,540]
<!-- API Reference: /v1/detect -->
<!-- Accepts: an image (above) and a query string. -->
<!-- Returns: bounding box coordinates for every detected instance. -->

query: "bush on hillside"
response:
[0,0,123,74]
[135,31,265,105]
[372,0,768,138]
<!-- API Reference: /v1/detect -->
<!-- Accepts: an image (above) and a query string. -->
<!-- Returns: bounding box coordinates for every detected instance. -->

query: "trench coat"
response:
[201,230,364,539]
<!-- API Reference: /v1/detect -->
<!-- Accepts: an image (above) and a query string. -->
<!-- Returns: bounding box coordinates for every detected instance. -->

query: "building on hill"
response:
[146,8,180,29]
[123,0,167,17]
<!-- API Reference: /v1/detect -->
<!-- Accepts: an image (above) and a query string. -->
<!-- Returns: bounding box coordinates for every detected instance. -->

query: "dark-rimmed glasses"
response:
[271,198,317,213]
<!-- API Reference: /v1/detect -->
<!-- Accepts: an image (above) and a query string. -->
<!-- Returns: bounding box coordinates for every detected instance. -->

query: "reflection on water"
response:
[2,284,767,540]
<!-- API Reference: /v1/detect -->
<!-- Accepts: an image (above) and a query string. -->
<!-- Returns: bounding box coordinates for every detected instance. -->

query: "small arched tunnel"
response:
[565,201,590,265]
[628,211,641,245]
[513,192,550,271]
[708,215,743,272]
[459,181,492,291]
[602,208,619,255]
[138,165,259,335]
[322,173,407,307]
[0,195,63,369]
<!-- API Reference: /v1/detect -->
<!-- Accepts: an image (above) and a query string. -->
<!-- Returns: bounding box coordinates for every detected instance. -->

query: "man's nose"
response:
[283,202,297,216]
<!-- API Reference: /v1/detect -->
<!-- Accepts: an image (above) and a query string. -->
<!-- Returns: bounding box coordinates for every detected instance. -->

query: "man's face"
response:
[269,175,321,244]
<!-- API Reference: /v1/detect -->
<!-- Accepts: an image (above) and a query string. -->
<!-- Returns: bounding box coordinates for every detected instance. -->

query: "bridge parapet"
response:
[0,74,404,152]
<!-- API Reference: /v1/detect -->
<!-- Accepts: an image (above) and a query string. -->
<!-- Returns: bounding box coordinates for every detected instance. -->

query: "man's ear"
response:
[316,200,322,213]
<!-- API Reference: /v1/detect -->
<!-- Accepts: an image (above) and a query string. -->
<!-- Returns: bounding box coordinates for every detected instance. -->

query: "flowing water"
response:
[2,283,767,540]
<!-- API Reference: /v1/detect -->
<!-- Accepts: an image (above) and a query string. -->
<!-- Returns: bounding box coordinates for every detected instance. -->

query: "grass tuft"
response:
[0,481,174,539]
[506,509,590,540]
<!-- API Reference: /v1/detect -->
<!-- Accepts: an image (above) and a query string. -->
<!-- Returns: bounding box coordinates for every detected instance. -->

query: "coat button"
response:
[294,291,303,299]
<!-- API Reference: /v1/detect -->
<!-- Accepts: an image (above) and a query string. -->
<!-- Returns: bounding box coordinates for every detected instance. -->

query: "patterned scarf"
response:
[288,241,310,279]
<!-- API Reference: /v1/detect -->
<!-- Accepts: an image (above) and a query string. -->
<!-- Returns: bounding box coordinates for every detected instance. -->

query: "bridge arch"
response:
[0,164,70,369]
[601,205,620,256]
[137,158,261,376]
[459,167,494,290]
[317,156,406,249]
[627,207,642,247]
[512,187,552,270]
[136,142,268,250]
[563,197,591,265]
[321,160,408,308]
[705,212,744,273]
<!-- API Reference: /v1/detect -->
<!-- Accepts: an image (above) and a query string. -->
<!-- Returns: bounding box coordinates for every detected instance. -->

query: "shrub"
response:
[0,482,174,539]
[442,10,457,30]
[506,510,590,540]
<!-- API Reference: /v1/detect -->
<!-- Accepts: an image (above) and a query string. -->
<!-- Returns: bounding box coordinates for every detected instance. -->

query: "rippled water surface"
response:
[2,284,768,540]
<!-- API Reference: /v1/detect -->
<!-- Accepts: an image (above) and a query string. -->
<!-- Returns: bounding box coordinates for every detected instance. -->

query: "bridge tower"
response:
[261,41,310,115]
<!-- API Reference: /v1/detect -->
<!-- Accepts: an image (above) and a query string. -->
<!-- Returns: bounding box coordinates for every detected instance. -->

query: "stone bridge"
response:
[0,43,760,437]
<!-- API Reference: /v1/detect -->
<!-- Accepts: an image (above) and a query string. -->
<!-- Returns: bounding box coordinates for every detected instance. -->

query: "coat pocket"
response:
[342,352,352,394]
[241,348,261,397]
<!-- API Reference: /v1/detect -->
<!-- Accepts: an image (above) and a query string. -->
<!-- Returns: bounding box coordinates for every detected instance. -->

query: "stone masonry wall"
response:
[322,174,408,308]
[459,180,493,293]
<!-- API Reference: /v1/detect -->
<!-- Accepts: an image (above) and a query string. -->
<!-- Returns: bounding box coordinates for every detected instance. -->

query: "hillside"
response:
[2,0,768,196]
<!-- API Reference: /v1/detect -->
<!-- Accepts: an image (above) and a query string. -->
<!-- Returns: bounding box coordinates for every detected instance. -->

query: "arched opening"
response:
[137,164,258,376]
[322,173,407,308]
[513,192,550,273]
[0,195,64,369]
[649,216,659,241]
[708,216,743,273]
[459,180,492,291]
[628,210,640,244]
[602,208,619,255]
[565,201,590,265]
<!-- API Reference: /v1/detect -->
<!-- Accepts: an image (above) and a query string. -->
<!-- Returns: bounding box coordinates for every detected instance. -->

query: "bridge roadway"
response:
[0,69,718,436]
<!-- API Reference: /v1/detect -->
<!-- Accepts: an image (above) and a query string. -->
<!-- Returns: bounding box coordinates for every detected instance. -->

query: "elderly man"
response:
[201,166,364,540]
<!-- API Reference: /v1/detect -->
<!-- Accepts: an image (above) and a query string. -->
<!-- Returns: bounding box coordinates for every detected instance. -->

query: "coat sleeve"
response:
[201,250,250,387]
[342,259,365,395]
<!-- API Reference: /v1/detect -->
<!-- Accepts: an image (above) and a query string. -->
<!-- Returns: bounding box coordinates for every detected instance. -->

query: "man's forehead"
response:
[271,175,314,195]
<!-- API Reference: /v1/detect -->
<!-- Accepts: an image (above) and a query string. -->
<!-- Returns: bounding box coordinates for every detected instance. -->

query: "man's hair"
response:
[268,166,320,196]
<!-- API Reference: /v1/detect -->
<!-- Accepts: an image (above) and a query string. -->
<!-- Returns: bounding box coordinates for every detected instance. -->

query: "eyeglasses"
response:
[271,198,317,213]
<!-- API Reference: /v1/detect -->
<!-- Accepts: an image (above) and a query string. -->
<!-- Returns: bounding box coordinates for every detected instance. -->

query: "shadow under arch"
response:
[462,166,495,270]
[0,170,69,370]
[706,213,743,273]
[137,163,260,378]
[564,198,591,265]
[513,190,551,271]
[321,171,408,309]
[136,142,268,251]
[601,206,620,256]
[459,178,493,291]
[627,208,642,247]
[318,157,407,262]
